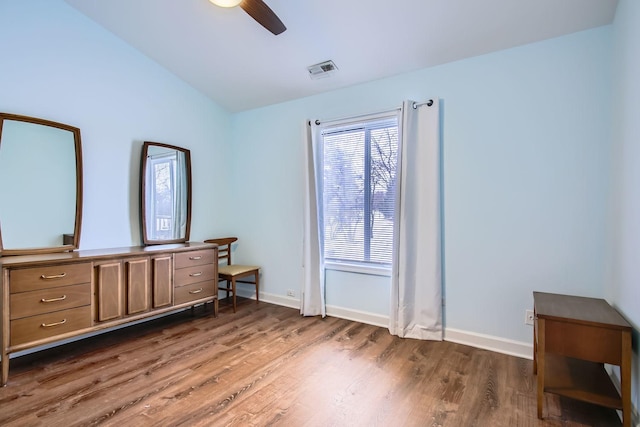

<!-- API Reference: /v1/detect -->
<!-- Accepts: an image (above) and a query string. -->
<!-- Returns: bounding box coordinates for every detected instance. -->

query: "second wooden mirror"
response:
[141,141,191,245]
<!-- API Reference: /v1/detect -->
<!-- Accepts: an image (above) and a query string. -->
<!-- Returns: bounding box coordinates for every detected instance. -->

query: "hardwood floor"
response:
[0,298,622,426]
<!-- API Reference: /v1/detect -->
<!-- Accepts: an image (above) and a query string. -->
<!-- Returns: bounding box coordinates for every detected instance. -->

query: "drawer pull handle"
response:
[40,273,67,280]
[189,256,202,260]
[41,295,67,303]
[41,319,67,328]
[189,288,204,294]
[190,272,203,277]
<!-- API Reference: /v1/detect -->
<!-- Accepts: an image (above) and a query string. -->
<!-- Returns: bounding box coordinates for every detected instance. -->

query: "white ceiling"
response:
[64,0,618,113]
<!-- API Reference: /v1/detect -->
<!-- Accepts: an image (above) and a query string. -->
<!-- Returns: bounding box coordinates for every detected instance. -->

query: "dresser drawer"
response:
[174,263,216,287]
[174,280,216,305]
[10,283,91,320]
[174,249,215,269]
[10,263,92,293]
[10,305,92,346]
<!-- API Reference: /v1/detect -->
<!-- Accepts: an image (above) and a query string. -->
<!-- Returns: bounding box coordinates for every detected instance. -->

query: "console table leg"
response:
[536,318,546,419]
[621,332,632,427]
[533,309,538,374]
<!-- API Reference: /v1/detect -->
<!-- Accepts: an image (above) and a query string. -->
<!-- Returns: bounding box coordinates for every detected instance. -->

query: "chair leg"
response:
[232,278,237,313]
[255,271,259,304]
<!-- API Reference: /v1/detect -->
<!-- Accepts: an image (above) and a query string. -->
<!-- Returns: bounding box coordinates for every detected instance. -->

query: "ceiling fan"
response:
[208,0,286,35]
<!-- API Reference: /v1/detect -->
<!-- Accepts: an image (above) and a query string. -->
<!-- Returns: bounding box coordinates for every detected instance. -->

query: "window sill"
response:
[324,261,391,277]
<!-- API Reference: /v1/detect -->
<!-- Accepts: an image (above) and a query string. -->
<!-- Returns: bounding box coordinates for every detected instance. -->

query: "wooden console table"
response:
[533,292,632,427]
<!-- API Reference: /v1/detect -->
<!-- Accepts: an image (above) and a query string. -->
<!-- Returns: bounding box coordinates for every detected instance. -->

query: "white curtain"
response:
[389,99,443,340]
[301,121,326,317]
[173,150,188,239]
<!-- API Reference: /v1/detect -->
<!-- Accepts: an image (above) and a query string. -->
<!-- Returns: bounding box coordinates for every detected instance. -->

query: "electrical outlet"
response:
[525,309,534,325]
[287,289,295,297]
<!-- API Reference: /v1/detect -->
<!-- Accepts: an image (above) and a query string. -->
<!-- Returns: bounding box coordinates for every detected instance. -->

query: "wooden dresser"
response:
[533,292,632,427]
[1,242,218,386]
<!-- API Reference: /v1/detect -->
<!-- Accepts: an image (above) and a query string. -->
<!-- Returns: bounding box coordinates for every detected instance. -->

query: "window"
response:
[319,113,399,269]
[148,152,177,240]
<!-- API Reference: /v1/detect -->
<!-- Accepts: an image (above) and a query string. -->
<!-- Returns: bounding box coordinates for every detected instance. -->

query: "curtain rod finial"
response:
[414,99,435,109]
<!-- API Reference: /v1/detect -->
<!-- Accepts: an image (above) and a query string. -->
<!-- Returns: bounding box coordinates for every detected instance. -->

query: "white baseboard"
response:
[236,289,299,309]
[245,290,533,360]
[444,328,533,360]
[324,304,388,328]
[239,289,388,327]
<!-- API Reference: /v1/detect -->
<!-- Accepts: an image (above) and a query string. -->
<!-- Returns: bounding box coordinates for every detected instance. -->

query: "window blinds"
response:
[319,115,398,266]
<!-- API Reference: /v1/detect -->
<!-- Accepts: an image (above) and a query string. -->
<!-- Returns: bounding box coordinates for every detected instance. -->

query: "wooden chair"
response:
[204,237,260,313]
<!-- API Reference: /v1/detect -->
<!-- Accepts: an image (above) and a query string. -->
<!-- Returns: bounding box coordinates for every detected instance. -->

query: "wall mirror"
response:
[0,113,83,256]
[141,141,192,245]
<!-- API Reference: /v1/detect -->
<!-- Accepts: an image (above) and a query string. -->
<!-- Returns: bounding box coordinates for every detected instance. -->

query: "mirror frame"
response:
[0,113,83,256]
[140,141,192,245]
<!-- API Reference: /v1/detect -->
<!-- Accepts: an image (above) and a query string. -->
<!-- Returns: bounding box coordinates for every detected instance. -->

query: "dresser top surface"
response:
[534,292,631,330]
[0,242,216,268]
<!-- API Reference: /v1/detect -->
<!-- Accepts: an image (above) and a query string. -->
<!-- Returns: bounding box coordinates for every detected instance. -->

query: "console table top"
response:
[533,291,631,330]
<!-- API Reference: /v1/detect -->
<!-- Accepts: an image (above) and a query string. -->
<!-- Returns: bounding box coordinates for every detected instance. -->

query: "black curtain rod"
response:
[311,100,434,126]
[413,99,434,109]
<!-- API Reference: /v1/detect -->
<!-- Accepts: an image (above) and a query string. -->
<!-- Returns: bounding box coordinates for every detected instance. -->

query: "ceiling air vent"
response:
[307,60,338,80]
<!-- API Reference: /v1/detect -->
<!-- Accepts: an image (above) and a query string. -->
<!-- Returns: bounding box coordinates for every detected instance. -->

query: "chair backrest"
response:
[204,237,238,265]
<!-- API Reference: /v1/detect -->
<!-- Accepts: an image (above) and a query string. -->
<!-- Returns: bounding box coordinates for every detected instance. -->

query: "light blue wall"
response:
[0,0,233,248]
[232,26,613,344]
[610,0,640,331]
[610,0,640,414]
[0,0,619,349]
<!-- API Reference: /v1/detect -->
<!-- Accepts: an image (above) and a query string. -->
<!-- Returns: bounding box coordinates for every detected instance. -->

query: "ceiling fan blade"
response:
[240,0,286,35]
